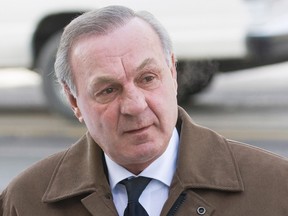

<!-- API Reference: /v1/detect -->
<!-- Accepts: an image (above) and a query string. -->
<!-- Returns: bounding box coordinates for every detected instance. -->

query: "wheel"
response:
[36,32,75,120]
[176,60,217,104]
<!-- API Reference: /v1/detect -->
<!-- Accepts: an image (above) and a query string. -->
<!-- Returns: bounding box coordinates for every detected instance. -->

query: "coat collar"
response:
[174,107,244,192]
[42,107,244,204]
[42,132,111,203]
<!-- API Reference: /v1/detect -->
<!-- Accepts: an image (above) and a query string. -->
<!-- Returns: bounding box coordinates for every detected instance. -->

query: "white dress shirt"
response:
[104,128,179,216]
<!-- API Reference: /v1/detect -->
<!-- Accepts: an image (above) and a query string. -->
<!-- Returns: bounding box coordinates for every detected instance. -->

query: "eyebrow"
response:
[89,76,116,88]
[136,58,157,71]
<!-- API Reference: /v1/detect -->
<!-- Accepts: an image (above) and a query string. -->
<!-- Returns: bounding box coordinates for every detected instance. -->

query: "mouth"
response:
[124,125,151,134]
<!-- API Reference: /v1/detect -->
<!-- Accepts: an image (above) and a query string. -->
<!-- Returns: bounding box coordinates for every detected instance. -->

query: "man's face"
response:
[68,18,178,173]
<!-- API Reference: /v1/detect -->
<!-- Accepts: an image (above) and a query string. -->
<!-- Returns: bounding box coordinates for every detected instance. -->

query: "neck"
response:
[123,160,154,175]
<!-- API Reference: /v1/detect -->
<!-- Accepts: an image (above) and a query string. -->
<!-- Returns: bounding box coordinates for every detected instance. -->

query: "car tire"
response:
[36,32,75,120]
[177,60,217,104]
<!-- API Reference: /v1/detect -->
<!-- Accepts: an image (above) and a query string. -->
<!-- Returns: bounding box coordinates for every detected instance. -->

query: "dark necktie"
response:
[121,177,152,216]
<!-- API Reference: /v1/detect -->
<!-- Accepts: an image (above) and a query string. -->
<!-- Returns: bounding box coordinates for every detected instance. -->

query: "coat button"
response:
[197,206,206,215]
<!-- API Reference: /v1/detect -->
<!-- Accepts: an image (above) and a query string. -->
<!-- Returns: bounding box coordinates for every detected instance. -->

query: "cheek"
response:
[84,103,119,133]
[76,98,100,128]
[163,78,178,101]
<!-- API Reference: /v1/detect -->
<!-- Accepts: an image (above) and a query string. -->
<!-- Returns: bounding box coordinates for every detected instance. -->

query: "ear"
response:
[63,83,83,123]
[170,53,178,92]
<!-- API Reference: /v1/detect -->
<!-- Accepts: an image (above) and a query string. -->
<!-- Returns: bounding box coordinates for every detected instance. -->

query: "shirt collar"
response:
[105,128,179,190]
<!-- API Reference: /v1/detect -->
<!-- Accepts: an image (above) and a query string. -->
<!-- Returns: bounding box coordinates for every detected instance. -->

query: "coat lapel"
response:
[176,107,244,191]
[81,192,116,216]
[42,132,118,215]
[161,107,244,215]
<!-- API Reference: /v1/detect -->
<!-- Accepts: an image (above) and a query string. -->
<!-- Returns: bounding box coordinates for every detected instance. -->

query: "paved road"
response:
[0,62,287,190]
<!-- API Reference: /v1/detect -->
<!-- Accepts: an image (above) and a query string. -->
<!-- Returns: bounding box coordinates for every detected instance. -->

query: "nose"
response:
[120,86,147,115]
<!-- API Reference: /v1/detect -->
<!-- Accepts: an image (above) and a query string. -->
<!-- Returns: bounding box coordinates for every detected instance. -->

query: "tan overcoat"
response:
[1,107,288,215]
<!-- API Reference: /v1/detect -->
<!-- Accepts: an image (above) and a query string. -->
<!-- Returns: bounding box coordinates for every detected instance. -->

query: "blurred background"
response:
[0,0,288,191]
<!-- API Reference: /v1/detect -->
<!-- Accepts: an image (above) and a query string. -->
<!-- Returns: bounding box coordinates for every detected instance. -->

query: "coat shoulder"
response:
[228,139,288,167]
[1,149,68,212]
[228,139,288,186]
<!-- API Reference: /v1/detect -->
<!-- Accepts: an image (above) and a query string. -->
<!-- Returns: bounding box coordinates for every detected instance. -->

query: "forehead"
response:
[72,18,164,64]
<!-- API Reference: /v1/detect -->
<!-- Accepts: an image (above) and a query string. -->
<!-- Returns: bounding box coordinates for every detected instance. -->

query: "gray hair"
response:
[54,5,174,96]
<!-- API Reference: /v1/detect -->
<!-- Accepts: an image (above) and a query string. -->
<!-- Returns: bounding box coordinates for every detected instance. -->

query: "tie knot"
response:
[121,177,151,202]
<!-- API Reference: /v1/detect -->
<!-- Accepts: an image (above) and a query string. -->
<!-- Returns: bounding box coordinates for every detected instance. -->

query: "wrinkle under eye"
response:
[94,86,120,104]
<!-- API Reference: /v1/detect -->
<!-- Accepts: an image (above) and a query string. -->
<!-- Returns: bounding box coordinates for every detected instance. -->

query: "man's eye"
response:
[102,87,115,95]
[143,75,155,83]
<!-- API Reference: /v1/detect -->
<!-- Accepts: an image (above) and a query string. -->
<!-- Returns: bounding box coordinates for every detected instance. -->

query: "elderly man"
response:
[1,5,288,216]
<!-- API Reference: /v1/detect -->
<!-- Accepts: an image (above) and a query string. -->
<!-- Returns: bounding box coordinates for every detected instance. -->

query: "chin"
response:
[137,144,164,162]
